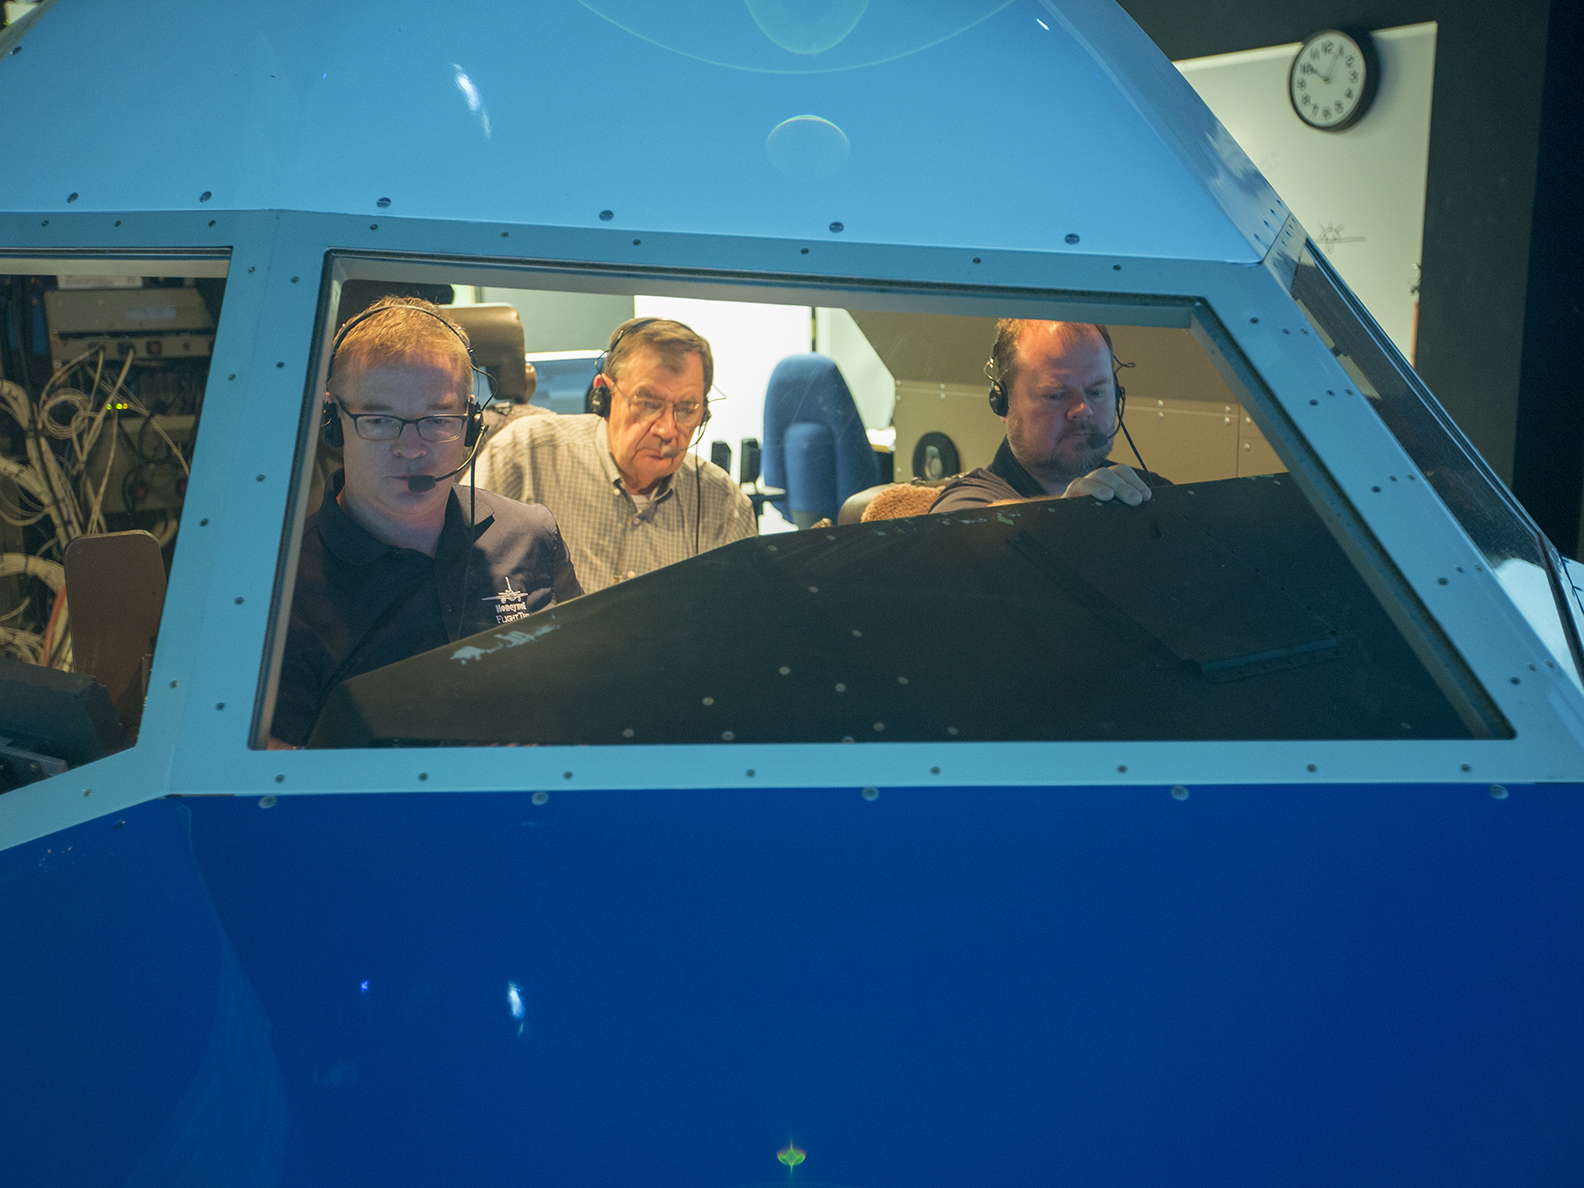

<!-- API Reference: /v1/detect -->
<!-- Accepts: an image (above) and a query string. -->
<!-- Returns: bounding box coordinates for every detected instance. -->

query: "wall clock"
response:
[1289,29,1379,131]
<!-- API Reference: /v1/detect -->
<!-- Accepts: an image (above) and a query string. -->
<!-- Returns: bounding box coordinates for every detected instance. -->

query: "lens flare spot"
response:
[766,115,850,178]
[777,1141,806,1169]
[746,0,868,54]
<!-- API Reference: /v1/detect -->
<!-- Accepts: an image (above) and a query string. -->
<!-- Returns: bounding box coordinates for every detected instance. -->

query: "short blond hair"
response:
[328,296,472,399]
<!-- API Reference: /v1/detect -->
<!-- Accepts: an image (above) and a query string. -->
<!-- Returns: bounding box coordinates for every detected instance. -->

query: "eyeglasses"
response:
[342,411,468,442]
[611,383,704,427]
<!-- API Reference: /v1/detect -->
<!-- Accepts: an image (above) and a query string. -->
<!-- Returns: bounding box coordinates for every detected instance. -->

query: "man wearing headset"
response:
[930,319,1158,513]
[472,317,756,593]
[268,297,582,748]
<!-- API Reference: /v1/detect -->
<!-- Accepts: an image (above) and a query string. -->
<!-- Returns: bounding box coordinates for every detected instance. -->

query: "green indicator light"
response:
[777,1142,806,1172]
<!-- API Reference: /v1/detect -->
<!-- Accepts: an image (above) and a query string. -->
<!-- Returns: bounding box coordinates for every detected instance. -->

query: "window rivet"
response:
[1171,785,1189,799]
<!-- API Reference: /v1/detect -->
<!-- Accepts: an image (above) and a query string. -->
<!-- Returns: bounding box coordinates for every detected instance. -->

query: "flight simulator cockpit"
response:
[2,247,1579,772]
[4,2,1584,1186]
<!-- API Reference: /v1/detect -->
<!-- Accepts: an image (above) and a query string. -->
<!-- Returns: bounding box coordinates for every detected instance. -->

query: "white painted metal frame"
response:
[0,204,1579,854]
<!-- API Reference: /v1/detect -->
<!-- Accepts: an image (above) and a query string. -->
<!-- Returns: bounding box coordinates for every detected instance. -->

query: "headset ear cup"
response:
[590,380,608,418]
[463,398,482,447]
[322,402,343,448]
[988,381,1008,417]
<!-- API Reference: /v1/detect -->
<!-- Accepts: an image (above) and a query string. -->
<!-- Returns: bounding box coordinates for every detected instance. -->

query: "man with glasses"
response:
[473,317,755,592]
[269,297,582,748]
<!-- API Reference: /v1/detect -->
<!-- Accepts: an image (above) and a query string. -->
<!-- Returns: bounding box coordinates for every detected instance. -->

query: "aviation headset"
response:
[320,299,489,449]
[985,322,1154,485]
[589,317,713,439]
[986,323,1126,421]
[590,316,715,558]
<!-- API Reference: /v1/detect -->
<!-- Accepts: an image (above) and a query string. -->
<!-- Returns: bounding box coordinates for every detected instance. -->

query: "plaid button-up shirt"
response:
[470,413,757,593]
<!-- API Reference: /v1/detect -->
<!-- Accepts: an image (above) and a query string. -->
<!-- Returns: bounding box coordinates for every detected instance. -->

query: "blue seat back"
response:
[762,355,880,523]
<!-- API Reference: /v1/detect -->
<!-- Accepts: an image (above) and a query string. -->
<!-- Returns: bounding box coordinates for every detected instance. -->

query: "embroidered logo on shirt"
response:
[482,576,532,625]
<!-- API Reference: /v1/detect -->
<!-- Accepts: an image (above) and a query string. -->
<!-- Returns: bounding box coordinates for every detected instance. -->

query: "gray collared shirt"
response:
[470,413,757,592]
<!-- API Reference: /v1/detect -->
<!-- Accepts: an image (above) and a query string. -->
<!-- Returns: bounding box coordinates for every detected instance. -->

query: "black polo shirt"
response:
[929,437,1167,513]
[271,473,583,745]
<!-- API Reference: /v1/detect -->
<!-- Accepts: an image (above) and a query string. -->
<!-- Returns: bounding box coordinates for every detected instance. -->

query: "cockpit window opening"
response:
[1292,243,1584,688]
[259,252,1507,751]
[0,254,229,786]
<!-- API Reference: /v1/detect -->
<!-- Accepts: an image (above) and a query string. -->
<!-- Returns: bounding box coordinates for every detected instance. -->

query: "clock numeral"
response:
[1345,88,1354,99]
[1297,79,1306,91]
[1321,39,1334,52]
[1322,106,1332,118]
[1350,70,1359,82]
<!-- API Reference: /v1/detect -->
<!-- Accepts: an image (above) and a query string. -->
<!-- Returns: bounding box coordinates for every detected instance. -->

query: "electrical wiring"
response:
[0,337,199,669]
[0,553,65,592]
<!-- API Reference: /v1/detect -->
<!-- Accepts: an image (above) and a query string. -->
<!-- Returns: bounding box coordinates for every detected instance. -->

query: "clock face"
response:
[1289,30,1375,131]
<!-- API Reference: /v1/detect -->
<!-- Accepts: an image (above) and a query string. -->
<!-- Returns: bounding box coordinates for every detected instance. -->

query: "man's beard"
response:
[1039,428,1115,485]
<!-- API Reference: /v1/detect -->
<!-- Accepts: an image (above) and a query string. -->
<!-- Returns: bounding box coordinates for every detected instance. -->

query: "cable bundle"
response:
[0,346,192,668]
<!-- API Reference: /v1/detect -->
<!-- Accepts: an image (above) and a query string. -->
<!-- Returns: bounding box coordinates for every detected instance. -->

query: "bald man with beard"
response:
[930,320,1159,513]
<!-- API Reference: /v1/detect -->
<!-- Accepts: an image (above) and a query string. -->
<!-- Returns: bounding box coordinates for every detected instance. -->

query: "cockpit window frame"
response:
[254,248,1511,750]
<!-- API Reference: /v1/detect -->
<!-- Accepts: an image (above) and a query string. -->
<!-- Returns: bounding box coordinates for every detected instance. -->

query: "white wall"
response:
[483,288,635,355]
[1176,23,1437,360]
[815,307,896,429]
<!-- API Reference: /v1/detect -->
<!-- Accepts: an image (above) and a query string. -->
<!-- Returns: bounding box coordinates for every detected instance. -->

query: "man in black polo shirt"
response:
[931,320,1158,513]
[268,298,582,747]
